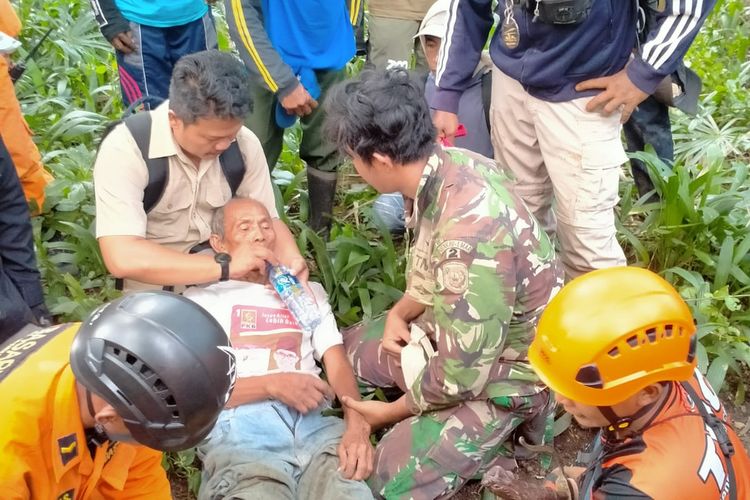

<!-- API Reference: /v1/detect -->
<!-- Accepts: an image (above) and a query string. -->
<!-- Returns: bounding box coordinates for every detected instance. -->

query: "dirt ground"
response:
[168,422,597,500]
[452,422,596,500]
[169,393,750,500]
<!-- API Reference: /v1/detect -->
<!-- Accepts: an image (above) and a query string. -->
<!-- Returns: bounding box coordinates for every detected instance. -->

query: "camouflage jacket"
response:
[404,145,563,414]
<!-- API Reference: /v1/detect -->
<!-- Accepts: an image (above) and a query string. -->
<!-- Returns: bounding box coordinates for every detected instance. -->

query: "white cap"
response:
[0,32,21,54]
[414,0,452,40]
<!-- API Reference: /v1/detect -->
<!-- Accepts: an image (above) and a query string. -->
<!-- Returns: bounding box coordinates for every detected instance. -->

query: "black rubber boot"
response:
[306,166,338,237]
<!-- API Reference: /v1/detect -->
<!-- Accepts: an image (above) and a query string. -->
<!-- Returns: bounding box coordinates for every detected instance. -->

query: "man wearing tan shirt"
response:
[94,50,306,292]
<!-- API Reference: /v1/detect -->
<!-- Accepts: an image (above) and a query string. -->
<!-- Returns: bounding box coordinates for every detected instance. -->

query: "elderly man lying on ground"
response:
[184,197,374,500]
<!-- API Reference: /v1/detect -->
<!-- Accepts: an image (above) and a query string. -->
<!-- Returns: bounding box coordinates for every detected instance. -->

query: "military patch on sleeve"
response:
[57,490,74,500]
[435,239,474,261]
[58,433,78,466]
[436,261,470,294]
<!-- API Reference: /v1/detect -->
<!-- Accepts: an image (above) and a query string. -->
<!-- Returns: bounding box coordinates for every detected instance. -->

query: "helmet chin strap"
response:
[598,399,660,439]
[85,389,109,447]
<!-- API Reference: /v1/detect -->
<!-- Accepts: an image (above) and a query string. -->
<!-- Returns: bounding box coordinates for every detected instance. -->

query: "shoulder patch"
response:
[436,240,474,261]
[0,324,71,383]
[58,433,79,466]
[437,261,470,294]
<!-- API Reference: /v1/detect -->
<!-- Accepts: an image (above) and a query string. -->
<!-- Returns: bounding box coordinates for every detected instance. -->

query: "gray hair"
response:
[169,50,253,124]
[211,204,228,239]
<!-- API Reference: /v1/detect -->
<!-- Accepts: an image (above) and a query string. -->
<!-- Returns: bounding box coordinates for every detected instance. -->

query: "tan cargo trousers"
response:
[490,67,627,278]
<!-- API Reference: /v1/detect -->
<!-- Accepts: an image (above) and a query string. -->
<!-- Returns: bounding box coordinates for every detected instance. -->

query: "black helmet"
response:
[70,291,235,452]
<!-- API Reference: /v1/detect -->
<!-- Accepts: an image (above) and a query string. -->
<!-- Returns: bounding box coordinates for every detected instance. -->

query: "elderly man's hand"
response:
[287,256,309,283]
[338,410,374,480]
[267,372,334,413]
[576,68,648,124]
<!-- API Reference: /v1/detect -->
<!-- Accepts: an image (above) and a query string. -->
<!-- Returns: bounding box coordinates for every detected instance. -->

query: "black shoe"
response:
[306,167,338,238]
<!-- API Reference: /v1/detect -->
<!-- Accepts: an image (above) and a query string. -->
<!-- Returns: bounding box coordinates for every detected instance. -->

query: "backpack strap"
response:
[681,381,737,500]
[123,112,169,214]
[480,70,492,133]
[218,141,245,196]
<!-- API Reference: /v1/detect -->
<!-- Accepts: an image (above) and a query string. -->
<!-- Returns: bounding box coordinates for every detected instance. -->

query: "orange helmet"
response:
[529,267,697,407]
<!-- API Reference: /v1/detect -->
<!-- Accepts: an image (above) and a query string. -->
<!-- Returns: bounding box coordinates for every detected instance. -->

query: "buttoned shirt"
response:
[94,102,277,254]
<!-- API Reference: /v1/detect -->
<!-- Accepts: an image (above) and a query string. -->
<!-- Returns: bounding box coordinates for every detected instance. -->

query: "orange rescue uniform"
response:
[0,323,171,499]
[0,0,53,212]
[580,369,750,500]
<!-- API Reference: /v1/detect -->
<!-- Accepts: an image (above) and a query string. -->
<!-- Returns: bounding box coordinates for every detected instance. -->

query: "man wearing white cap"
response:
[373,0,494,233]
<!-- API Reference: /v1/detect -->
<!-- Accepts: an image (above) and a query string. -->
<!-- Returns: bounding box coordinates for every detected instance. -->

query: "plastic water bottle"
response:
[267,264,322,332]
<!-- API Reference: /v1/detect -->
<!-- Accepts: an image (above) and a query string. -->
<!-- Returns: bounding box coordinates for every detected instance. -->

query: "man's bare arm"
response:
[271,218,309,281]
[99,235,276,285]
[322,345,374,480]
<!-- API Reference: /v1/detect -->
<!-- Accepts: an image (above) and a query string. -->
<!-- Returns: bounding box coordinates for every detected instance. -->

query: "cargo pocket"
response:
[424,402,510,483]
[572,116,626,229]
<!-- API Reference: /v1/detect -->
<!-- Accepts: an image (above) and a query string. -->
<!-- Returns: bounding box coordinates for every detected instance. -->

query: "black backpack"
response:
[98,100,246,291]
[100,99,245,213]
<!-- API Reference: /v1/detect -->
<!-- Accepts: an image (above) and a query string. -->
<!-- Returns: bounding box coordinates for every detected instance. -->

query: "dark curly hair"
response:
[169,50,253,124]
[324,69,436,165]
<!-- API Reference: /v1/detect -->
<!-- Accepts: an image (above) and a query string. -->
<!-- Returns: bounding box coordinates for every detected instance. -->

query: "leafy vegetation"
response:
[617,0,750,401]
[9,0,750,494]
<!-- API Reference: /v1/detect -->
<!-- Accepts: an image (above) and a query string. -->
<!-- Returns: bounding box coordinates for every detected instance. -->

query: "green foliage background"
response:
[8,0,750,491]
[11,0,750,390]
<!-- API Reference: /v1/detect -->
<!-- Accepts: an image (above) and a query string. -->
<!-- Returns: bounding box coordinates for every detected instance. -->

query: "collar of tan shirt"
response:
[147,100,194,165]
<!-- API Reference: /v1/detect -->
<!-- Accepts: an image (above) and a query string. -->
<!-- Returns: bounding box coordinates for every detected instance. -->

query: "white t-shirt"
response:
[184,280,341,378]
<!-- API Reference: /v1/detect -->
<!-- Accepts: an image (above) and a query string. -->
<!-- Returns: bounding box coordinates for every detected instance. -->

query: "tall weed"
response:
[619,150,750,397]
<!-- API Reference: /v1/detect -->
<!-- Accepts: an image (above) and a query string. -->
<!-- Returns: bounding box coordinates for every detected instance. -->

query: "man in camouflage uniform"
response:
[324,69,563,499]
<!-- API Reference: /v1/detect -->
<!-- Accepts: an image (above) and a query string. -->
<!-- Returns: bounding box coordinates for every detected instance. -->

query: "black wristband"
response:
[214,252,231,281]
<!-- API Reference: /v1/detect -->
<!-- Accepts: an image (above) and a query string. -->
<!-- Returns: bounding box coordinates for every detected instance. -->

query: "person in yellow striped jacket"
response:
[225,0,362,234]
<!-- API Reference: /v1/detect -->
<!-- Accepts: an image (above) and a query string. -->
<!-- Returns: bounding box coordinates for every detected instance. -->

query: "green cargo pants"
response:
[245,68,346,173]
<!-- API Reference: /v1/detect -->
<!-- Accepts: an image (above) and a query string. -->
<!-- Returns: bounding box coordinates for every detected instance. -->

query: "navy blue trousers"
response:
[115,12,217,108]
[623,96,674,198]
[0,137,43,341]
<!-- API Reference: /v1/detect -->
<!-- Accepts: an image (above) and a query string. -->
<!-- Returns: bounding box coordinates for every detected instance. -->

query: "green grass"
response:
[13,0,750,391]
[10,0,750,493]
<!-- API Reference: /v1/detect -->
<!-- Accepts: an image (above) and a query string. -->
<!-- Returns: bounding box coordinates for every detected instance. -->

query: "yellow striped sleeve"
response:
[230,0,278,93]
[349,0,360,25]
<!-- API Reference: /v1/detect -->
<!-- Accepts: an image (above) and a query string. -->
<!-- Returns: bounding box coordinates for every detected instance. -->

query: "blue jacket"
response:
[226,0,359,99]
[433,0,715,111]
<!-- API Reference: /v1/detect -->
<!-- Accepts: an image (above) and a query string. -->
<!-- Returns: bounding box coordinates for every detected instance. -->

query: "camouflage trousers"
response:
[343,318,553,500]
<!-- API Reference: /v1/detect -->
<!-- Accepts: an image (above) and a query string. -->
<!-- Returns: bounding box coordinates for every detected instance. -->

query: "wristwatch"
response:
[214,252,231,281]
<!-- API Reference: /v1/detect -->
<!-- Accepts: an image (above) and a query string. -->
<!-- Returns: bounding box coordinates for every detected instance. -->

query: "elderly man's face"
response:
[221,199,277,254]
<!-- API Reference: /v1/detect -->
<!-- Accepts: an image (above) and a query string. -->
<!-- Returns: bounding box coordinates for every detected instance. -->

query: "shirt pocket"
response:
[146,184,193,242]
[204,178,232,209]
